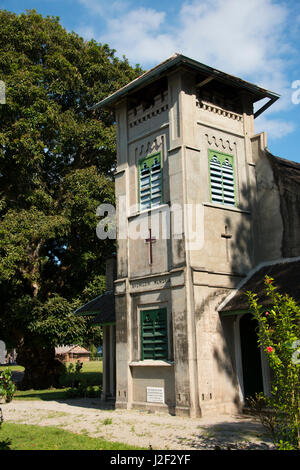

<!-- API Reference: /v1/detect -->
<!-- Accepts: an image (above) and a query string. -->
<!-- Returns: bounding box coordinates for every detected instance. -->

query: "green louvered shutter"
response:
[139,153,162,211]
[222,158,235,205]
[208,150,236,206]
[141,308,168,360]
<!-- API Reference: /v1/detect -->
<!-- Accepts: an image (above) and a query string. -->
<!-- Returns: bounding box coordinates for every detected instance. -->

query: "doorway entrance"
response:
[239,313,264,399]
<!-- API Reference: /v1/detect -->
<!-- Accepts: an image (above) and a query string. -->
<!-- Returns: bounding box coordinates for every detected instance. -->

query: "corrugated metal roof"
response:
[219,257,300,313]
[91,53,280,111]
[74,291,115,325]
[55,345,90,355]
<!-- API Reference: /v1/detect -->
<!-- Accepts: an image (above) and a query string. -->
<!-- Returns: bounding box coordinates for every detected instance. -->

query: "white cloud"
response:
[104,8,175,64]
[78,0,105,15]
[91,0,290,93]
[255,116,296,140]
[178,0,286,74]
[77,25,96,41]
[77,0,296,123]
[78,0,129,16]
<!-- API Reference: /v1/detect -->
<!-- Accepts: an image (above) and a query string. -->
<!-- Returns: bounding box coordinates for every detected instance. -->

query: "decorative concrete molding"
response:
[205,133,235,152]
[197,99,243,122]
[135,135,164,158]
[128,91,168,128]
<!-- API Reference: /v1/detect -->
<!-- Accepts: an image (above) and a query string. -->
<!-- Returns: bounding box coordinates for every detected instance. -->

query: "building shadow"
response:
[174,419,274,450]
[55,397,116,410]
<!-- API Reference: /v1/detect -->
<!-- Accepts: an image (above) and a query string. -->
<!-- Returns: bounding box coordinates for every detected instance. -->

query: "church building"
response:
[75,54,300,417]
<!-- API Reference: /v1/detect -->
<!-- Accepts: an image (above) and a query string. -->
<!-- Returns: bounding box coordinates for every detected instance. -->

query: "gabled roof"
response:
[55,345,90,355]
[91,53,279,115]
[74,291,115,325]
[219,257,300,313]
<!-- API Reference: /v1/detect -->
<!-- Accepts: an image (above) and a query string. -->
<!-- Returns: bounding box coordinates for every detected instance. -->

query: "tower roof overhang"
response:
[91,53,280,118]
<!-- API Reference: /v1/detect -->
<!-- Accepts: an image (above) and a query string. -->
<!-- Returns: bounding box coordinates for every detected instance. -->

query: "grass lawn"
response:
[0,423,146,450]
[0,361,102,376]
[0,365,24,372]
[13,388,71,400]
[1,361,103,401]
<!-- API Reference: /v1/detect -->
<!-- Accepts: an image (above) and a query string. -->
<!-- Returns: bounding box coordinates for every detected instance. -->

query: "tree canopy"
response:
[0,9,142,388]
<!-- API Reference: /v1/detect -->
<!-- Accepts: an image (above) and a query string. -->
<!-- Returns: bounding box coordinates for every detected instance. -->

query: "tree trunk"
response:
[17,339,64,390]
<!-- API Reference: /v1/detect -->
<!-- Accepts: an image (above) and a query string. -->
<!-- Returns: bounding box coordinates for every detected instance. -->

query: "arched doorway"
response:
[239,314,263,399]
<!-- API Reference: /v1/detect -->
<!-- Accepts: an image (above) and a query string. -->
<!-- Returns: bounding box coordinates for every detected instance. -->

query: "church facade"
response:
[80,54,300,417]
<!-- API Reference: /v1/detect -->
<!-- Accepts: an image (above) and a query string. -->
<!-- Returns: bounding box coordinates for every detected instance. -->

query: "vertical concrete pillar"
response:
[109,324,116,396]
[102,326,112,399]
[101,326,107,399]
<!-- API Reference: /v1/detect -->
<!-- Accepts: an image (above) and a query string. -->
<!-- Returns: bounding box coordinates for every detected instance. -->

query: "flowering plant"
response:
[247,276,300,450]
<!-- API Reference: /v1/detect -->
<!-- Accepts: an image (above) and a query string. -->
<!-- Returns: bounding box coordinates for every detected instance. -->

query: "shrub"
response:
[59,360,102,398]
[89,344,98,360]
[247,276,300,450]
[0,369,16,403]
[59,361,83,388]
[65,384,102,399]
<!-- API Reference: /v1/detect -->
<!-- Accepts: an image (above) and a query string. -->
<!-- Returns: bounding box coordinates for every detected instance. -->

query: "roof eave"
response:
[90,53,280,111]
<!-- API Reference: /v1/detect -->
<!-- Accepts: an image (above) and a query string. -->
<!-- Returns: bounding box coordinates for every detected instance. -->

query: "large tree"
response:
[0,9,142,388]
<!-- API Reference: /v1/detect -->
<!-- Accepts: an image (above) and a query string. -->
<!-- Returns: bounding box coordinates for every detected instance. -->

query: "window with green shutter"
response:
[208,149,236,206]
[140,308,168,360]
[139,152,162,211]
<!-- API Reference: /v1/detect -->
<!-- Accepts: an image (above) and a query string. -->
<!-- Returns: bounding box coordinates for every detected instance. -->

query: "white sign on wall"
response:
[146,386,165,404]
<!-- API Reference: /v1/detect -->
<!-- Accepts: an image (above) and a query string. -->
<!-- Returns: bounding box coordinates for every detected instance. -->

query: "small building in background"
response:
[0,340,6,364]
[55,345,91,363]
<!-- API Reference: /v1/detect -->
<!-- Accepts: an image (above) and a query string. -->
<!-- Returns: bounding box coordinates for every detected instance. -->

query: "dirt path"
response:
[0,398,275,450]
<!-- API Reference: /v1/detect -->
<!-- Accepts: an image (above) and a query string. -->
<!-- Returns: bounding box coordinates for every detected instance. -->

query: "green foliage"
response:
[89,344,98,360]
[0,9,142,388]
[0,368,16,402]
[65,384,102,399]
[59,360,102,398]
[59,360,83,388]
[103,418,112,425]
[247,276,300,450]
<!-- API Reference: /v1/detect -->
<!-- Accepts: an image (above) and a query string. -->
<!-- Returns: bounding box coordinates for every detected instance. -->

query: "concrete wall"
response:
[251,133,283,263]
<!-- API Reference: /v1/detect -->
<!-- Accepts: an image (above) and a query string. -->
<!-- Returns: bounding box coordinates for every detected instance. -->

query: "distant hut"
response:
[55,345,91,363]
[0,340,6,364]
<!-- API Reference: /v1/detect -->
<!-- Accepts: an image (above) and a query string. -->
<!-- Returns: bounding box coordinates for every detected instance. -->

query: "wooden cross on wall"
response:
[145,228,156,265]
[221,225,232,261]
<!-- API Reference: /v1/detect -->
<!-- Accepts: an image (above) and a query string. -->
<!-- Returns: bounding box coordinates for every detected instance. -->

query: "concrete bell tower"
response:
[93,54,279,417]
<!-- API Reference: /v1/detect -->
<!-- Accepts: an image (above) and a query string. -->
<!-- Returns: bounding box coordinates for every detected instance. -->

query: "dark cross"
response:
[221,225,232,261]
[145,228,156,265]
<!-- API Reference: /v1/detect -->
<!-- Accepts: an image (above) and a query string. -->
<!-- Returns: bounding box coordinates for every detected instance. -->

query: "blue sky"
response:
[1,0,300,162]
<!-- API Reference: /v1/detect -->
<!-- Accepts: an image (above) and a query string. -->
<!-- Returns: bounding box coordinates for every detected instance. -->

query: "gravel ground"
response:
[1,398,275,450]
